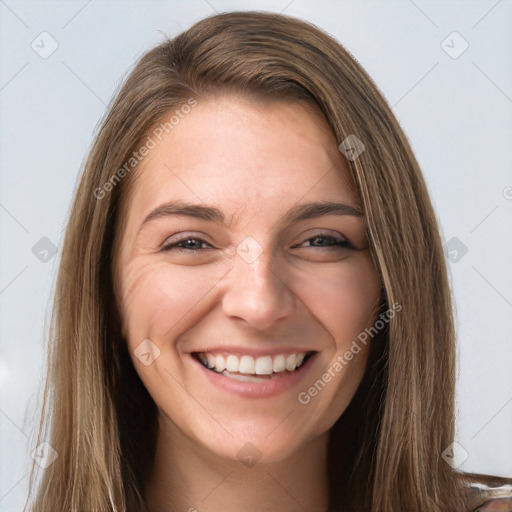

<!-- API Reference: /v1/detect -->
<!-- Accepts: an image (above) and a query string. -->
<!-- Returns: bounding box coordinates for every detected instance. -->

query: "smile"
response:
[196,351,312,375]
[191,349,317,395]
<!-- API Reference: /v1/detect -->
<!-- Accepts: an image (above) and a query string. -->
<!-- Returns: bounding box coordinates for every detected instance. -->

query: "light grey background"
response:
[1,1,511,509]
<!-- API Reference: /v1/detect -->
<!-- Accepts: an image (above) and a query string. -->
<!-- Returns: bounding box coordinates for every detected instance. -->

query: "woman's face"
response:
[114,94,382,464]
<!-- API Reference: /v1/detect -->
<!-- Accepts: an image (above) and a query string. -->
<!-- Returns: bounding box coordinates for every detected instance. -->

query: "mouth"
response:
[192,350,316,384]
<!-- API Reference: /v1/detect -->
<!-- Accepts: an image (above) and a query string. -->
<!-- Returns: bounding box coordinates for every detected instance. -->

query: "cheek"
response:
[290,257,381,435]
[290,254,381,347]
[117,258,230,347]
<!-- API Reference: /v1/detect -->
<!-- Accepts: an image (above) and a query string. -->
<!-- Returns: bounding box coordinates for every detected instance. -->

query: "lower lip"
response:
[190,353,317,398]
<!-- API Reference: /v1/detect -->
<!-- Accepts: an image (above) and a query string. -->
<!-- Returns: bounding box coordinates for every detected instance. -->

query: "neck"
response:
[143,414,330,512]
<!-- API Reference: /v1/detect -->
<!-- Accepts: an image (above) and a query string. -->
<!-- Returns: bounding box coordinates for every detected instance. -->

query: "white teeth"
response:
[206,353,216,369]
[285,354,297,371]
[226,354,239,372]
[255,356,273,375]
[239,355,255,374]
[215,354,226,372]
[198,351,310,375]
[272,354,286,372]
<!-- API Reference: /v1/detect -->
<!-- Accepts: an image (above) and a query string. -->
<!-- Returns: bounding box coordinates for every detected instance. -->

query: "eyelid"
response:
[163,231,206,242]
[292,228,349,243]
[313,229,346,239]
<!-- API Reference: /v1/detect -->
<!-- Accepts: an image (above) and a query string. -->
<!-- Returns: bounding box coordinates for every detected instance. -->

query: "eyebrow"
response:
[138,199,363,233]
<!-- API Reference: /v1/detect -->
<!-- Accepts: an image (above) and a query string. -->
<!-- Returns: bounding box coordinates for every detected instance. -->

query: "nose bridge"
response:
[221,240,295,329]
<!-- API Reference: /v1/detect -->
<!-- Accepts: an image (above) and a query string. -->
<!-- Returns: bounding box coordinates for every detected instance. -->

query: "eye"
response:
[160,232,354,255]
[292,233,354,251]
[161,236,214,253]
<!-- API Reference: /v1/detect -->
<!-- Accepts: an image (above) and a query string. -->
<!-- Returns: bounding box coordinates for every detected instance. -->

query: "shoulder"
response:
[457,471,512,512]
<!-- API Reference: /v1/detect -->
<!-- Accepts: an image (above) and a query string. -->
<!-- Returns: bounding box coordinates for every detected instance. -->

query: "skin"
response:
[113,93,382,512]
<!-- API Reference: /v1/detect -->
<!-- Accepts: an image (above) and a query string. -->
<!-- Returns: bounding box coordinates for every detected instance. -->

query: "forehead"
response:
[122,94,359,227]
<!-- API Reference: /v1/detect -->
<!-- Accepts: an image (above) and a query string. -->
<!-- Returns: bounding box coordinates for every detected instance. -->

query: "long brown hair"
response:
[27,11,475,511]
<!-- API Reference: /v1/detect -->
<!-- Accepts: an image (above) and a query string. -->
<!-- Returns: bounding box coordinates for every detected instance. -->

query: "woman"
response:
[26,10,511,512]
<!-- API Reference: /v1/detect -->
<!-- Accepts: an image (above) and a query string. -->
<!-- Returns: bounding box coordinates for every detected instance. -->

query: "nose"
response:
[221,248,295,331]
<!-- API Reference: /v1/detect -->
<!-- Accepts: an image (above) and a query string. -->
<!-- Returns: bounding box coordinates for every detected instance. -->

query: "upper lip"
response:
[187,346,317,357]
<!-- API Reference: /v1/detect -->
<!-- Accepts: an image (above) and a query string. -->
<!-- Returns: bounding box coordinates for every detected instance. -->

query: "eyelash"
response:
[161,234,354,253]
[292,235,354,250]
[162,238,213,253]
